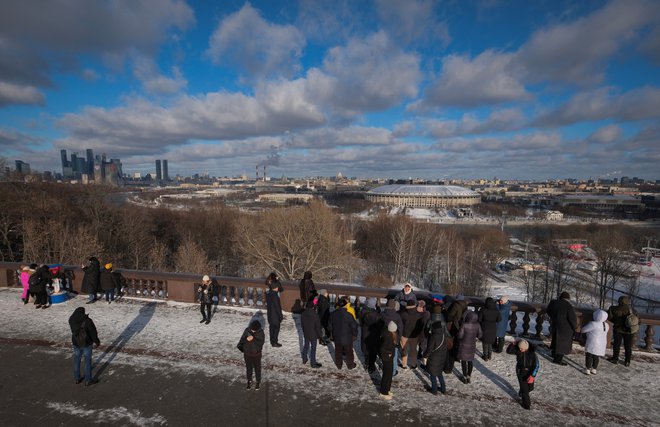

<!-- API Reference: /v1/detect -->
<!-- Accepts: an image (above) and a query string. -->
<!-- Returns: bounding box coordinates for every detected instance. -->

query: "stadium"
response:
[366,184,481,208]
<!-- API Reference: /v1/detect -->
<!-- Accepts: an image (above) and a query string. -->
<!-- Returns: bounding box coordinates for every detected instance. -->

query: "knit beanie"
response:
[518,339,529,351]
[387,321,397,332]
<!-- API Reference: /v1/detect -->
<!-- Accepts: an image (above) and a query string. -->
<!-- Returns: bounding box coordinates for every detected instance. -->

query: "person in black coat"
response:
[330,298,358,369]
[399,300,425,369]
[29,264,51,308]
[100,263,120,304]
[379,321,398,400]
[81,257,101,304]
[299,271,316,305]
[422,321,450,395]
[359,297,383,373]
[198,275,213,324]
[317,289,331,343]
[301,301,323,368]
[69,307,101,386]
[546,291,577,365]
[238,320,266,389]
[478,297,501,361]
[265,273,284,347]
[507,339,540,410]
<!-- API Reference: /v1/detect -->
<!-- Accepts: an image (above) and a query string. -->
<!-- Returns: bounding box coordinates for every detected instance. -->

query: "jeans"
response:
[104,289,115,302]
[393,347,399,375]
[302,337,317,364]
[73,345,93,383]
[430,373,446,393]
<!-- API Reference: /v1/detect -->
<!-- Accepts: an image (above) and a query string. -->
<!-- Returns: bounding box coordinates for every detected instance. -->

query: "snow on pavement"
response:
[1,288,658,427]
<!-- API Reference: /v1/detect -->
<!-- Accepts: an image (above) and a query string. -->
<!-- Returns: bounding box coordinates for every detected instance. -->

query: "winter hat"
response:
[386,299,396,309]
[499,295,509,304]
[366,297,377,309]
[202,275,210,282]
[517,339,529,351]
[249,320,261,331]
[403,283,412,292]
[105,263,113,270]
[318,289,328,296]
[337,298,347,307]
[387,321,397,332]
[560,291,570,300]
[406,300,417,309]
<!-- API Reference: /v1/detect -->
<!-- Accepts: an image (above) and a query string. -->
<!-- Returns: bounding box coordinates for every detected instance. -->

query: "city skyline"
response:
[0,0,659,180]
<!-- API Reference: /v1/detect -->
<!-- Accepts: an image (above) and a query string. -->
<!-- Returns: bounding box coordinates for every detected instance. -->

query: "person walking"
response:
[69,307,101,386]
[301,300,323,368]
[607,296,637,366]
[330,297,358,370]
[379,321,398,400]
[546,291,577,365]
[506,338,539,410]
[198,275,213,324]
[456,311,482,384]
[423,321,450,395]
[81,257,101,304]
[581,309,609,375]
[495,295,512,352]
[265,273,284,347]
[478,297,501,361]
[238,320,265,390]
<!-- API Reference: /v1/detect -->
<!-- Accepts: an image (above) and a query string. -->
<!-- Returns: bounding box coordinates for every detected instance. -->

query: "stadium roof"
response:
[367,185,479,197]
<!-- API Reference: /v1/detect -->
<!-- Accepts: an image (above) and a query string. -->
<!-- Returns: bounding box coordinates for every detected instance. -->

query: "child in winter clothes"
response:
[238,320,266,390]
[506,339,539,410]
[456,311,482,383]
[580,309,609,375]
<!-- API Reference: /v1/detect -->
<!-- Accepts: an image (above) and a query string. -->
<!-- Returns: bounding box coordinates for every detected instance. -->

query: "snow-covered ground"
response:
[1,288,658,427]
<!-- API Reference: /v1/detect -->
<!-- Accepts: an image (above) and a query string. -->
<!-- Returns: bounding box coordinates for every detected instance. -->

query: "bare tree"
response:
[173,236,213,275]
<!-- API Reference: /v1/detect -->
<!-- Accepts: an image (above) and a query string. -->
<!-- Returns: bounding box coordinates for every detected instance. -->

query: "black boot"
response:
[246,381,251,390]
[496,337,505,353]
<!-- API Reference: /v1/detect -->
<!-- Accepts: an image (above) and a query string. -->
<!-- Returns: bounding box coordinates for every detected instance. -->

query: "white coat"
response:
[581,309,609,356]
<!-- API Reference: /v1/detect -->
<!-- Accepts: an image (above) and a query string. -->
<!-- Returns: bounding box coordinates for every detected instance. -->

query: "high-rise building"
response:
[155,160,162,181]
[86,149,94,175]
[15,160,30,174]
[162,160,169,181]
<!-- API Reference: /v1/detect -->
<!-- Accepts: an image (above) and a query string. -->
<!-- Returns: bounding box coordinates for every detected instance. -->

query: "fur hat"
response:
[518,339,529,351]
[202,275,210,282]
[387,321,397,332]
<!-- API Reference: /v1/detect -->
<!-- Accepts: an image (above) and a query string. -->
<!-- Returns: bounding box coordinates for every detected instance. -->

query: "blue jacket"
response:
[496,301,512,337]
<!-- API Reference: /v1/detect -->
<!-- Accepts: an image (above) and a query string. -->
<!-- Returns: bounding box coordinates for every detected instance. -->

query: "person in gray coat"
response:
[546,292,577,365]
[478,297,501,361]
[456,311,482,383]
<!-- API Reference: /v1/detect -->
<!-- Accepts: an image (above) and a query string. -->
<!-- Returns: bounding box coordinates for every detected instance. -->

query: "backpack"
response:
[28,271,41,287]
[625,308,640,334]
[76,319,88,347]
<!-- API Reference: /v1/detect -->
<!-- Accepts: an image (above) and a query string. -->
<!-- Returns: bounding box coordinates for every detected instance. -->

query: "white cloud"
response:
[133,57,187,95]
[433,131,562,153]
[423,108,526,137]
[376,0,450,46]
[206,4,305,78]
[587,124,623,144]
[0,81,45,107]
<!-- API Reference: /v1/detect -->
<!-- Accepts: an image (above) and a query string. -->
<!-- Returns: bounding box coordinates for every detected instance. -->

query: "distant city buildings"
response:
[59,148,123,185]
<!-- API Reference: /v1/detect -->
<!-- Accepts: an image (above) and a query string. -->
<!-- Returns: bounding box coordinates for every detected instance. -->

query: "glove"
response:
[526,376,535,384]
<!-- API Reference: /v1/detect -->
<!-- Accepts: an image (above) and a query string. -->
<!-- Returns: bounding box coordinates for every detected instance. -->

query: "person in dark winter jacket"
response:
[29,264,51,308]
[381,298,403,377]
[330,298,358,369]
[495,296,512,352]
[238,320,266,389]
[265,273,284,347]
[416,300,431,364]
[299,271,316,305]
[301,301,323,368]
[359,297,383,373]
[317,289,331,343]
[394,283,417,306]
[208,277,220,314]
[69,307,101,386]
[82,257,101,304]
[478,297,501,361]
[546,292,577,365]
[443,295,468,373]
[198,275,213,324]
[423,321,451,395]
[607,296,636,366]
[100,263,120,304]
[400,300,424,369]
[379,321,398,400]
[457,311,482,383]
[506,339,539,410]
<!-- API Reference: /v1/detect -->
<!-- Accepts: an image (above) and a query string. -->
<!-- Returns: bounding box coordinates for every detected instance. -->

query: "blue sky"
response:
[0,0,659,180]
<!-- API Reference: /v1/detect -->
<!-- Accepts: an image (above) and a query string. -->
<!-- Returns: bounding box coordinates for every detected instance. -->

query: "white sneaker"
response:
[590,369,597,375]
[584,368,591,375]
[379,393,393,400]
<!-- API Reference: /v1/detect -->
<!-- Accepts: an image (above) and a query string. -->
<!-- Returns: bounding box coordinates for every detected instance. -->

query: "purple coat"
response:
[457,311,482,362]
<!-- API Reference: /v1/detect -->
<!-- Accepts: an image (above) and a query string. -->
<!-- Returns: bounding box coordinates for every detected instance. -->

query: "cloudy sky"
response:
[1,0,659,180]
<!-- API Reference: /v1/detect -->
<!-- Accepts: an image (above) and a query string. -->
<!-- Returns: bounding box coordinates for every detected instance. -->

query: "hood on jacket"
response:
[465,311,478,324]
[593,309,608,323]
[484,297,496,310]
[303,271,313,280]
[618,296,630,306]
[69,307,87,329]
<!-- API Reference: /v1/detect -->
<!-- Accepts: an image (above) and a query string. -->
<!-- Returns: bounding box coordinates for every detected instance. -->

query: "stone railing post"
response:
[522,311,531,336]
[508,309,518,335]
[644,325,655,351]
[534,311,544,339]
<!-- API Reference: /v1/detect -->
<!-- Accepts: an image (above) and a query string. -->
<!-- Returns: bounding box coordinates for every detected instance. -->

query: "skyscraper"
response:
[86,149,94,175]
[155,159,162,181]
[162,159,169,181]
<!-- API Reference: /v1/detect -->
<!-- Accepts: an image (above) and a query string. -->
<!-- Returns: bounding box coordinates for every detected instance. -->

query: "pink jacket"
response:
[20,271,30,298]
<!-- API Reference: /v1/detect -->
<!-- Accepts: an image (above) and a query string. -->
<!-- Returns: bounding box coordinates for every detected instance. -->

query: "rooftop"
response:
[368,184,479,197]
